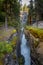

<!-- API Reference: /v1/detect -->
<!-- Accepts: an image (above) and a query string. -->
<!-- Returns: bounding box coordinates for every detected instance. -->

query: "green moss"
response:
[11,36,18,46]
[18,55,25,65]
[34,40,39,48]
[26,26,43,39]
[0,42,13,59]
[13,54,17,59]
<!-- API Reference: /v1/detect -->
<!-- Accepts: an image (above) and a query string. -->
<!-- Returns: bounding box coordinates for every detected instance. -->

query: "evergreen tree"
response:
[27,0,33,25]
[35,0,43,20]
[0,0,20,29]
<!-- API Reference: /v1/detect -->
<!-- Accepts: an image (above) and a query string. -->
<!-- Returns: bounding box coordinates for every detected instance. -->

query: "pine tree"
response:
[29,0,33,25]
[35,0,43,20]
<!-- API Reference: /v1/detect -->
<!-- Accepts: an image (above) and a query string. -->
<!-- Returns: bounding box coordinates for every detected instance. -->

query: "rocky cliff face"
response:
[25,30,43,65]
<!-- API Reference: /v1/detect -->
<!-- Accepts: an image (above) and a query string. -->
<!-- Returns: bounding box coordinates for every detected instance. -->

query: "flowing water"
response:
[21,29,31,65]
[20,12,31,65]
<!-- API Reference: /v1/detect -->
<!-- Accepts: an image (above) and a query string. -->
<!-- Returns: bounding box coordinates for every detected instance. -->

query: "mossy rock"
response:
[13,54,17,59]
[18,55,25,65]
[11,36,18,46]
[26,26,43,39]
[0,60,4,65]
[34,39,39,48]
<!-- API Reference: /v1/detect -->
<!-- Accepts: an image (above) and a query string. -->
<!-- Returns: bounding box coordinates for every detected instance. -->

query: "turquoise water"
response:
[21,33,31,65]
[20,12,31,65]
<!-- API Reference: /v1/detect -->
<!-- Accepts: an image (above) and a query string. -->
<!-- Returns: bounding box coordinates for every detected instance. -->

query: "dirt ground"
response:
[0,27,16,41]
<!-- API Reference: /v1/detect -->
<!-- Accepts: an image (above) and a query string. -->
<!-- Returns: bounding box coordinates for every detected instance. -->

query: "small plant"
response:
[34,39,39,48]
[18,55,25,65]
[0,42,13,59]
[11,36,18,46]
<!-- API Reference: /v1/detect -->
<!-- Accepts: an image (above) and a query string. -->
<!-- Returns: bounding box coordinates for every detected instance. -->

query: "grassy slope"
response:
[26,26,43,39]
[0,28,17,41]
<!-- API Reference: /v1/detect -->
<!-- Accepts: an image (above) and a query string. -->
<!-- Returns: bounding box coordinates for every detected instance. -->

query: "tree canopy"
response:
[0,0,20,22]
[35,0,43,20]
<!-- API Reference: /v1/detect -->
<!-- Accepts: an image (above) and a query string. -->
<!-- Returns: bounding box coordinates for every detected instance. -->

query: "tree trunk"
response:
[5,16,8,30]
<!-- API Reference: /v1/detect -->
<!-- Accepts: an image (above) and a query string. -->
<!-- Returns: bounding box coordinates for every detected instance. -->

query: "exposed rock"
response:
[25,30,43,65]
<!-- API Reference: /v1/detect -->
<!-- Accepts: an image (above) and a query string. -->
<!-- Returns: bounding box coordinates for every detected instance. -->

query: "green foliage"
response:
[11,36,18,47]
[0,0,5,22]
[30,0,33,14]
[27,0,34,25]
[2,0,20,16]
[0,42,13,59]
[0,0,20,27]
[34,39,39,48]
[13,53,16,59]
[8,19,20,28]
[5,43,13,53]
[23,4,26,11]
[26,26,43,40]
[0,53,4,59]
[35,0,43,20]
[0,13,5,22]
[18,55,25,65]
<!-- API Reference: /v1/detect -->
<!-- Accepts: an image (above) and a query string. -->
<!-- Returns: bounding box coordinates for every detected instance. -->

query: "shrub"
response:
[0,42,13,59]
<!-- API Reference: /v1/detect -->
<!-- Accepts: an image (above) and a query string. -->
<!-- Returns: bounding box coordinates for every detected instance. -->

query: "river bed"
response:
[21,31,31,65]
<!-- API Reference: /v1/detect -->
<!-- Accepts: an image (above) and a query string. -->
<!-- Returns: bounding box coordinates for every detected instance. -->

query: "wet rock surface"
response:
[25,30,43,65]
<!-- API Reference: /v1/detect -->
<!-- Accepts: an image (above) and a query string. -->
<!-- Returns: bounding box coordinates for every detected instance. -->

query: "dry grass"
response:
[0,28,17,41]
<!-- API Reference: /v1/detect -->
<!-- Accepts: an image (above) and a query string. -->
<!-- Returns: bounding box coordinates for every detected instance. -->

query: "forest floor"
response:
[0,27,16,41]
